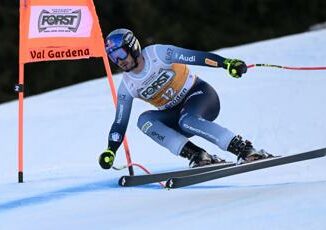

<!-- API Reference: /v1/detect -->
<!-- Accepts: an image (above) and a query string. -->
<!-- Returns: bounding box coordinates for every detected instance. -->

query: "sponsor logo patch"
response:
[140,70,175,100]
[165,48,173,61]
[110,132,122,142]
[205,58,218,67]
[141,121,153,133]
[151,131,165,142]
[38,9,82,33]
[178,54,196,62]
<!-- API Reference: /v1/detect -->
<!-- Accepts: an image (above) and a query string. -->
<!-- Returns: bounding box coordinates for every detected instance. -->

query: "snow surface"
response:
[1,30,326,230]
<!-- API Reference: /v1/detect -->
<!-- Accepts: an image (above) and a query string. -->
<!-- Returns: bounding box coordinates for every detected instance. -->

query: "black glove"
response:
[99,149,116,169]
[223,59,247,78]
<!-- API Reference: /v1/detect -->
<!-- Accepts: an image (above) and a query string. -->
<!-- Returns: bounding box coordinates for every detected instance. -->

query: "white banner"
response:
[28,6,93,38]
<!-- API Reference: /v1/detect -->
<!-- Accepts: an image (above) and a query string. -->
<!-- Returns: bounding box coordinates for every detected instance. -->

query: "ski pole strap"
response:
[247,64,326,70]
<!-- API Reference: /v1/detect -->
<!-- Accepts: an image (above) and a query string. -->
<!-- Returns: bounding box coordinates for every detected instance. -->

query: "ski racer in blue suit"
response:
[99,28,273,170]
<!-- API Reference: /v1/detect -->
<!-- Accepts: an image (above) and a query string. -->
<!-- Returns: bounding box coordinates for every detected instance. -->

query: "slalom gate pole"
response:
[247,64,326,70]
[17,0,27,183]
[17,63,24,183]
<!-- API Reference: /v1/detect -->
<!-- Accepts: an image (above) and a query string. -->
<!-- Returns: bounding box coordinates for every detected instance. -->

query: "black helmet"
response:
[105,28,141,69]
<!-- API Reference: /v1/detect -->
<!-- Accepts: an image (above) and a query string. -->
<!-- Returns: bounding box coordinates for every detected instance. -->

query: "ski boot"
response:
[227,135,274,164]
[180,142,226,168]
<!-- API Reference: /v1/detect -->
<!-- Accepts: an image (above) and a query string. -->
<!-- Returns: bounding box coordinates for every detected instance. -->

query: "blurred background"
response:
[1,0,326,104]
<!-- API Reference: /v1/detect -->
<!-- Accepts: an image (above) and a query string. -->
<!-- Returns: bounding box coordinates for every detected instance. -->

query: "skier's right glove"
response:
[99,149,115,169]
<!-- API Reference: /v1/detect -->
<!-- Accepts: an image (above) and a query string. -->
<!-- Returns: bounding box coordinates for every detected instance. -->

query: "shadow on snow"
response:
[0,178,121,212]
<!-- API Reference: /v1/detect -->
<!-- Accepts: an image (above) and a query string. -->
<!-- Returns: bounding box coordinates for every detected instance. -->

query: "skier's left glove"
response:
[99,149,115,169]
[223,59,247,78]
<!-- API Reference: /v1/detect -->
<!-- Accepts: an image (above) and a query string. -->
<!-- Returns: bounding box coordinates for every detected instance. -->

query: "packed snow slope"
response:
[1,29,326,230]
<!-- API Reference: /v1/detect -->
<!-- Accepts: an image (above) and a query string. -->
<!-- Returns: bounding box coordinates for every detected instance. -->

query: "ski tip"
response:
[118,176,127,186]
[165,178,174,189]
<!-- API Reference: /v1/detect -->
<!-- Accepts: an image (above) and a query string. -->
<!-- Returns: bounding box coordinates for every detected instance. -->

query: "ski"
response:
[118,162,235,187]
[165,147,326,189]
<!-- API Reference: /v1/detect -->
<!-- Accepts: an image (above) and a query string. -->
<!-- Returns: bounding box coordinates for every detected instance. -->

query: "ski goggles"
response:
[108,47,128,64]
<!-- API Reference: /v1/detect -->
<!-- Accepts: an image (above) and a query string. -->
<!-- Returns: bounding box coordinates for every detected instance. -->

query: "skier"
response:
[99,28,273,170]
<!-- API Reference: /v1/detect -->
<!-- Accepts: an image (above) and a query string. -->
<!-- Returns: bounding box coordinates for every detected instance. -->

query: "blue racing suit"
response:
[108,45,235,155]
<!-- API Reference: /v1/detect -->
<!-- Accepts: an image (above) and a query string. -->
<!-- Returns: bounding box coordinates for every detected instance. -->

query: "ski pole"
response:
[247,64,326,70]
